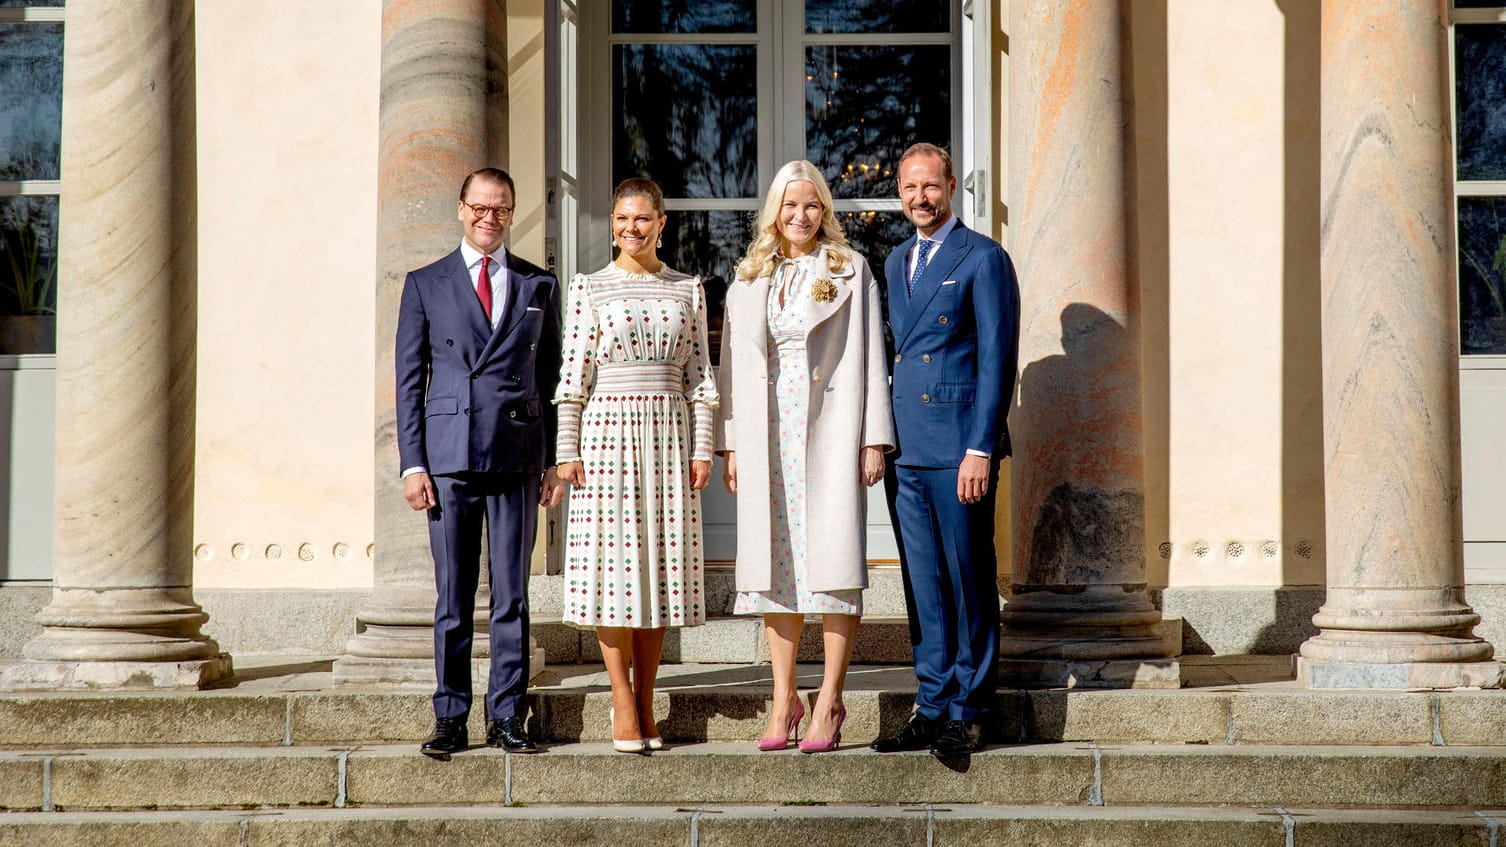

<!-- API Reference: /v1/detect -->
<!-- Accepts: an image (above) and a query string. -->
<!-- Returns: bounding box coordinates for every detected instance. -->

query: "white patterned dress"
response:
[554,263,718,628]
[734,255,863,616]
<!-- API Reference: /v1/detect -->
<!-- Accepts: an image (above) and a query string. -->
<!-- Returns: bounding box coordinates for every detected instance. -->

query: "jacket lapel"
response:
[887,234,917,342]
[799,246,855,341]
[735,273,771,358]
[896,225,973,349]
[445,251,493,350]
[475,255,537,368]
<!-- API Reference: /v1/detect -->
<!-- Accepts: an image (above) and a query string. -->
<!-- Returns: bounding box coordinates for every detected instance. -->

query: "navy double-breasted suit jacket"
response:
[884,223,1020,467]
[395,248,563,477]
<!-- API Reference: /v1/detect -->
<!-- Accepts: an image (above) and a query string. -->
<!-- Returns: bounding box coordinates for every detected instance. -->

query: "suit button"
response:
[894,354,902,363]
[938,316,949,325]
[812,373,822,383]
[463,408,471,415]
[509,410,518,418]
[922,354,931,363]
[921,394,931,403]
[446,339,455,346]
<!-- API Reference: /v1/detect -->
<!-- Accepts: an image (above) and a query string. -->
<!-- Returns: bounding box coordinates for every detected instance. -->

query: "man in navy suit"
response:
[871,144,1020,756]
[396,167,565,758]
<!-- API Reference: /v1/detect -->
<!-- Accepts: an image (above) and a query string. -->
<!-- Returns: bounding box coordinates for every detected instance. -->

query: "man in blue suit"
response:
[396,167,565,758]
[871,144,1020,756]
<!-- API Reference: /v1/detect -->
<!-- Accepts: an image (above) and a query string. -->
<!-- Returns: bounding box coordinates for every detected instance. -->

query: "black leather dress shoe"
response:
[870,714,941,753]
[486,716,541,753]
[420,716,469,760]
[930,720,982,756]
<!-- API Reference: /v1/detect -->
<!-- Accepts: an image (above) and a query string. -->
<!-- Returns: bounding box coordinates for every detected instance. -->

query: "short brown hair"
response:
[460,167,516,201]
[898,143,954,183]
[612,177,665,216]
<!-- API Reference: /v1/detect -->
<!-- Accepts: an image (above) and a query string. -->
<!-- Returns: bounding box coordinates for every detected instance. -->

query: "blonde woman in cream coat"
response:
[716,160,894,753]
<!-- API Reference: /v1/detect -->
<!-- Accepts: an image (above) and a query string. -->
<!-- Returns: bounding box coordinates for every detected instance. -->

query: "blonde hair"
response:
[736,160,852,281]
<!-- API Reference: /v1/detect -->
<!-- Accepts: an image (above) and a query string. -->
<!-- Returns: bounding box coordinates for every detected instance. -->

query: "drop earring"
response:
[657,236,663,249]
[611,238,618,247]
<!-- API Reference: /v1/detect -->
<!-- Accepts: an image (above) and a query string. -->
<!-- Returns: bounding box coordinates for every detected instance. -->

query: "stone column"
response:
[1000,0,1177,688]
[334,0,545,686]
[1,1,230,690]
[1296,0,1500,689]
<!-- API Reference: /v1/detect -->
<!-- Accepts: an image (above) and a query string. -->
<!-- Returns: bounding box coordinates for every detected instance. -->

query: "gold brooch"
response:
[811,278,837,303]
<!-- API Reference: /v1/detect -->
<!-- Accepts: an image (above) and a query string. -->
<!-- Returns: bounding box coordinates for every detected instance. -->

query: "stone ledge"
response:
[1297,658,1506,690]
[1,655,233,691]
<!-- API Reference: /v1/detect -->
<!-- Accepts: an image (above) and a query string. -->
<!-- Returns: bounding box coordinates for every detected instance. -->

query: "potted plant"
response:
[0,220,57,354]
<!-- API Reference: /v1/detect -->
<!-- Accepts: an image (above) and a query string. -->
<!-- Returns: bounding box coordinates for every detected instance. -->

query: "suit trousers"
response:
[889,462,1000,722]
[429,471,539,720]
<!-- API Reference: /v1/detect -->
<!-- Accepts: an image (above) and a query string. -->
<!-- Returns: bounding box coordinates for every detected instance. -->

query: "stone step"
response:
[2,743,1505,812]
[0,656,1502,748]
[3,805,1501,847]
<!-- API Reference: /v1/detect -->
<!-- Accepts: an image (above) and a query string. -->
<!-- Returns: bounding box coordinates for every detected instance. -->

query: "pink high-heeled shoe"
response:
[798,706,847,754]
[756,700,806,751]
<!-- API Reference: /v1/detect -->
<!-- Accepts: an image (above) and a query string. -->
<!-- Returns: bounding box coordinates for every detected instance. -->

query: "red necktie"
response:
[477,255,494,323]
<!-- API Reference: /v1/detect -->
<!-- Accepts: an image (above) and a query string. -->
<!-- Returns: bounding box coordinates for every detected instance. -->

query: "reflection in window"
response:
[0,195,58,318]
[1460,197,1506,354]
[0,23,63,181]
[805,0,948,34]
[839,211,913,354]
[614,44,758,199]
[806,46,951,200]
[0,0,64,6]
[1455,25,1506,181]
[659,210,752,363]
[613,0,755,34]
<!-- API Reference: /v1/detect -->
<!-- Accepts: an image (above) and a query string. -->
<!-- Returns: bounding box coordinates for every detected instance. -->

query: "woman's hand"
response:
[691,459,712,490]
[556,460,586,486]
[722,452,737,494]
[861,445,885,487]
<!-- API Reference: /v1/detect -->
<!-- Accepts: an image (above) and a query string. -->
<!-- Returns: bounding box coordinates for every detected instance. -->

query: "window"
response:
[575,0,966,316]
[1452,3,1506,355]
[0,0,62,340]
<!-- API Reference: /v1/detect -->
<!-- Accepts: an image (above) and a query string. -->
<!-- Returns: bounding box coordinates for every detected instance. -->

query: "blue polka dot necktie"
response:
[909,238,935,294]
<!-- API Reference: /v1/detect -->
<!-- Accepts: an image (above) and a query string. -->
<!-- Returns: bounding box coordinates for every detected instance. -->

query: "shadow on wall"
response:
[1014,302,1144,588]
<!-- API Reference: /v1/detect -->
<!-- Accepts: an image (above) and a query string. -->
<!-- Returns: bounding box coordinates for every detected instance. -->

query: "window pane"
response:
[614,45,757,198]
[0,23,63,181]
[660,209,752,365]
[806,45,951,200]
[1456,25,1506,181]
[0,194,59,320]
[0,1,65,6]
[837,210,912,352]
[613,0,755,34]
[1460,196,1506,355]
[806,0,948,33]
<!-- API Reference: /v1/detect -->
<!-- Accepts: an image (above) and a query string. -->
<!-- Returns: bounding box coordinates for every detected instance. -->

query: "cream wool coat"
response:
[715,244,895,594]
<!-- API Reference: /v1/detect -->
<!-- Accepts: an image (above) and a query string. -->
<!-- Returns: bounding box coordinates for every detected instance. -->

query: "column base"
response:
[998,656,1182,689]
[1297,657,1505,690]
[332,643,547,688]
[0,654,233,691]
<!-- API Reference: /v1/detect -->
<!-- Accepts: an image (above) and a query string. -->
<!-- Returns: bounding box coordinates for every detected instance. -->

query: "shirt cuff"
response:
[964,449,990,459]
[401,466,428,478]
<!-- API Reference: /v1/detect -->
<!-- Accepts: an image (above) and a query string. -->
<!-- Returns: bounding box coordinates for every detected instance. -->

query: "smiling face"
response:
[457,176,513,255]
[898,152,955,237]
[776,179,824,256]
[611,195,666,263]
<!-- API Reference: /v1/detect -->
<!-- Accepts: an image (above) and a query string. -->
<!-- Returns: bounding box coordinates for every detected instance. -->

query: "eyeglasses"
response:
[464,203,514,220]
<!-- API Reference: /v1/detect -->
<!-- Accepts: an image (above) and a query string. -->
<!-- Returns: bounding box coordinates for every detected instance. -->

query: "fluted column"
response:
[1001,0,1176,688]
[1297,0,1500,689]
[333,0,543,686]
[1,1,230,690]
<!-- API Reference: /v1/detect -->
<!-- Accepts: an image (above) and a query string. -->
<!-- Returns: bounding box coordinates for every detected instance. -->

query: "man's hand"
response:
[957,454,990,504]
[691,459,712,491]
[556,460,586,486]
[404,471,437,511]
[722,452,737,494]
[861,445,885,487]
[540,466,566,507]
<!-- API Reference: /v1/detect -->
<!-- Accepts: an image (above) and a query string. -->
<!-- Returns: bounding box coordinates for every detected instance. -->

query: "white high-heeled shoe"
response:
[608,705,649,754]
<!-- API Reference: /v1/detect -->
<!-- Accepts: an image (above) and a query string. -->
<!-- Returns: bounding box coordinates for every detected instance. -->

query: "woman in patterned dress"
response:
[716,161,894,753]
[554,178,718,753]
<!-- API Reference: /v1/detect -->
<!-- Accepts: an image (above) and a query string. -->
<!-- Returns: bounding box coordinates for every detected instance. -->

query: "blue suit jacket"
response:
[395,248,562,476]
[885,222,1020,468]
